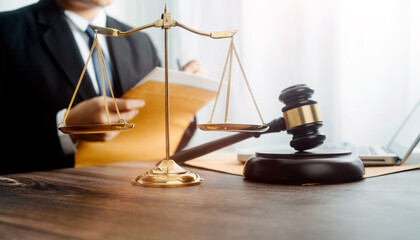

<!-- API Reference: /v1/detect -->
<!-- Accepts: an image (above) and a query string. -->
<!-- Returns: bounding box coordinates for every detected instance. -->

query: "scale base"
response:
[132,159,203,187]
[243,150,365,184]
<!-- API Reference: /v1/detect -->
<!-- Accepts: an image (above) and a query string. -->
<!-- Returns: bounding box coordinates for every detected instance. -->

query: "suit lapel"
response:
[38,2,97,101]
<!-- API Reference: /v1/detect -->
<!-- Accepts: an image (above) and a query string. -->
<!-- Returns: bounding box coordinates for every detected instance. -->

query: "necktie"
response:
[85,27,113,96]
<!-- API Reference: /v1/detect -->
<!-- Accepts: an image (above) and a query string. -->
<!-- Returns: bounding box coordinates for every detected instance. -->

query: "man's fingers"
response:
[106,98,145,112]
[66,97,143,134]
[101,109,139,123]
[118,109,139,121]
[183,60,207,76]
[76,108,139,142]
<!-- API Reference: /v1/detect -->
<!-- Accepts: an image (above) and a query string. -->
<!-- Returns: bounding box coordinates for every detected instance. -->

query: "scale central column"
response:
[132,5,203,187]
[164,27,170,161]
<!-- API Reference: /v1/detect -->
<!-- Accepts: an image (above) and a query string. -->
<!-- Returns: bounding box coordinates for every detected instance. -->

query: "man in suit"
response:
[0,0,204,174]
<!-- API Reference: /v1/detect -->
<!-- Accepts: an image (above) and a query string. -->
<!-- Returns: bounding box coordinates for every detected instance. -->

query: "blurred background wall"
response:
[2,0,419,151]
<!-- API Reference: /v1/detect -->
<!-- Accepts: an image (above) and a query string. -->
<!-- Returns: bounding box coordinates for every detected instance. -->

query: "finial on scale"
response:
[164,4,168,13]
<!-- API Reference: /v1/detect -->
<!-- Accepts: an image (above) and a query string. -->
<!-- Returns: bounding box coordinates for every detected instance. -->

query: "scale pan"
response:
[197,123,269,132]
[59,123,134,134]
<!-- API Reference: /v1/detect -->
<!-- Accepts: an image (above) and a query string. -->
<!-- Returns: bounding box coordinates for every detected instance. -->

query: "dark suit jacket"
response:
[0,0,161,174]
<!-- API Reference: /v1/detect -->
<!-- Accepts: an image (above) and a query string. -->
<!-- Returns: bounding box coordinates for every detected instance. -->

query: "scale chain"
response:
[58,33,124,127]
[231,40,265,125]
[58,35,97,127]
[96,36,123,123]
[207,37,265,125]
[95,33,111,124]
[208,39,233,124]
[224,39,234,124]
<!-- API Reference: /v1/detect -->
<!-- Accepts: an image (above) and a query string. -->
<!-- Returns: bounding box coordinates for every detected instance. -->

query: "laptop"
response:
[354,99,420,166]
[237,99,420,166]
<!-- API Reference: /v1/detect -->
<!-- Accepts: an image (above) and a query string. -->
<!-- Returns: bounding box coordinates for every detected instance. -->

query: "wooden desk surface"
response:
[0,161,419,240]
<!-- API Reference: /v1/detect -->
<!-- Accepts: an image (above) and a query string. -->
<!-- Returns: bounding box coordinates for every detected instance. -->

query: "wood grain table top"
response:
[1,161,419,240]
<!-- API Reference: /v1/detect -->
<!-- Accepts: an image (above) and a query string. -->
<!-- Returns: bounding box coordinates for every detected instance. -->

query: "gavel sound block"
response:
[243,150,364,184]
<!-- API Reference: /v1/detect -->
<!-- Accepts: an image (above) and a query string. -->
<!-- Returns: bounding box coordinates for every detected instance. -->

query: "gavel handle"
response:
[172,132,258,164]
[171,117,285,164]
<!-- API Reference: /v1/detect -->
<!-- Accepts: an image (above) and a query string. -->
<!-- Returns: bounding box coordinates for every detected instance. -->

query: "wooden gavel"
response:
[172,84,326,164]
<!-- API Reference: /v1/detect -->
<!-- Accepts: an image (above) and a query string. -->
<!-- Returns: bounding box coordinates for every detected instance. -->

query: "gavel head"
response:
[279,84,326,151]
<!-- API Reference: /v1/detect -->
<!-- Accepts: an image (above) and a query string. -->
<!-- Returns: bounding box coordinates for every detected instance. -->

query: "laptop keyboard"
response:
[317,144,390,156]
[354,146,378,156]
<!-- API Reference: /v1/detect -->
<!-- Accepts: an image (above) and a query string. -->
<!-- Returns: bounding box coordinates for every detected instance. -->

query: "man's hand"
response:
[182,60,208,76]
[66,96,145,142]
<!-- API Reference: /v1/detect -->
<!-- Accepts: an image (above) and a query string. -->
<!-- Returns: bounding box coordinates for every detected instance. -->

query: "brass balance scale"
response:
[58,5,268,187]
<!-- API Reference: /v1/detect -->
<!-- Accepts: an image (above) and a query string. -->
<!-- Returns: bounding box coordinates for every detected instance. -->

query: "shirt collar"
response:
[63,8,107,32]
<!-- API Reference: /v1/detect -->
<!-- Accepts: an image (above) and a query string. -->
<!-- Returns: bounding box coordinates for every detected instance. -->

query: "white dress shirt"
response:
[57,9,112,155]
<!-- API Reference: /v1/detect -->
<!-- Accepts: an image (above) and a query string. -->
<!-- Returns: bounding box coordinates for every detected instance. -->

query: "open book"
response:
[75,67,219,167]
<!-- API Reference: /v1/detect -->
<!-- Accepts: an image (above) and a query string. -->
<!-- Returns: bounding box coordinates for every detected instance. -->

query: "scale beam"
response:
[90,21,237,39]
